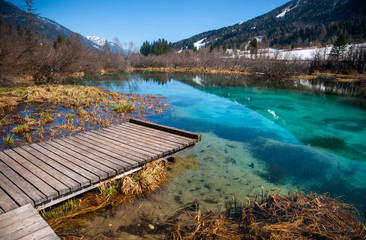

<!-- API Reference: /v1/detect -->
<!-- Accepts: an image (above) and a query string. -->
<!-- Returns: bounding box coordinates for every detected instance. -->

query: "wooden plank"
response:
[0,172,32,207]
[0,203,34,223]
[54,138,130,173]
[45,140,116,178]
[18,226,59,240]
[0,204,59,239]
[0,214,49,239]
[112,124,189,149]
[129,118,201,141]
[111,125,184,149]
[52,138,127,173]
[38,233,60,240]
[97,128,177,158]
[29,144,98,185]
[69,134,142,167]
[88,129,161,158]
[85,130,156,160]
[1,151,58,200]
[117,123,193,145]
[0,159,45,205]
[0,187,19,212]
[103,127,179,153]
[123,122,195,143]
[93,127,173,156]
[0,204,36,230]
[37,141,108,182]
[12,147,75,194]
[21,145,88,189]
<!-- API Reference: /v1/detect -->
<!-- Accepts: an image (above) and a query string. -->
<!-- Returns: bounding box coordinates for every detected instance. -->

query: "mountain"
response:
[0,0,96,48]
[86,36,126,53]
[173,0,366,50]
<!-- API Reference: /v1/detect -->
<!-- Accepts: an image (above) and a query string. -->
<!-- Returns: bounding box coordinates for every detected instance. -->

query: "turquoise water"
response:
[79,73,366,238]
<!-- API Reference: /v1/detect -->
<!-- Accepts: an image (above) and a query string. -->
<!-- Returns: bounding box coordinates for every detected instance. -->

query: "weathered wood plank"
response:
[1,150,59,200]
[117,123,194,145]
[20,145,88,189]
[129,118,201,141]
[0,204,59,239]
[12,147,75,194]
[38,233,60,240]
[37,141,108,182]
[105,126,179,152]
[124,122,195,143]
[0,203,34,223]
[45,140,116,178]
[53,138,127,173]
[69,134,141,167]
[4,149,69,196]
[29,144,97,186]
[0,158,46,205]
[0,214,49,239]
[89,129,160,159]
[0,173,33,212]
[85,130,156,160]
[18,226,59,240]
[0,187,19,212]
[112,124,188,149]
[119,122,192,143]
[95,127,173,155]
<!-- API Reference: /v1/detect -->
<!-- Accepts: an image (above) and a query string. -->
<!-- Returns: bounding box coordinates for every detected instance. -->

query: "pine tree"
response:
[249,38,258,54]
[330,34,347,60]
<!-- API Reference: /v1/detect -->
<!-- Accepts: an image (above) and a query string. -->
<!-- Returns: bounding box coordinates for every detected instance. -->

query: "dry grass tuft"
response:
[172,190,366,240]
[121,176,143,196]
[43,160,168,233]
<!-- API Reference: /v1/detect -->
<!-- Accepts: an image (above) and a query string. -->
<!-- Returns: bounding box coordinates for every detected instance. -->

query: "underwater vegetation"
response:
[263,163,289,184]
[303,135,347,150]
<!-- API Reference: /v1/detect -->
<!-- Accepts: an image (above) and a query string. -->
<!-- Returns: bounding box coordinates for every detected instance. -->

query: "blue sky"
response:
[8,0,289,47]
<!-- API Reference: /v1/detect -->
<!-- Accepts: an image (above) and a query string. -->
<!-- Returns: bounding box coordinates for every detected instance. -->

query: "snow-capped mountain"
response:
[86,36,126,53]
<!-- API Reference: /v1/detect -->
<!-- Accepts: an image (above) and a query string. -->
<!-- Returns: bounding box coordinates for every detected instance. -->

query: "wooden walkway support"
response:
[0,119,200,239]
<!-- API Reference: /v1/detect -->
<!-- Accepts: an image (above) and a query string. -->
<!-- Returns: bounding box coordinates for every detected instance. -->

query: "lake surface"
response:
[78,72,366,238]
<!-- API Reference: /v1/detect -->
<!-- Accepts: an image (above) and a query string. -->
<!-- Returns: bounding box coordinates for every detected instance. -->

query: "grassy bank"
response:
[0,85,168,149]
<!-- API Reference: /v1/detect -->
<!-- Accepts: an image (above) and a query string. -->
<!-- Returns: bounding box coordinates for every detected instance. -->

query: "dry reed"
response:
[43,160,168,233]
[172,190,366,240]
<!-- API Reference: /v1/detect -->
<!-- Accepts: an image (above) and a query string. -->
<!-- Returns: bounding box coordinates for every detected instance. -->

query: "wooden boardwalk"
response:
[0,204,59,240]
[0,119,200,239]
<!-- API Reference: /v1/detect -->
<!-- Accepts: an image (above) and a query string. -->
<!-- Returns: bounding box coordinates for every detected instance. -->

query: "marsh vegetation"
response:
[0,85,168,149]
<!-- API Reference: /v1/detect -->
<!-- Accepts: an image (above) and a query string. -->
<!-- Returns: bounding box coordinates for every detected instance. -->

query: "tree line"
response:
[140,39,172,56]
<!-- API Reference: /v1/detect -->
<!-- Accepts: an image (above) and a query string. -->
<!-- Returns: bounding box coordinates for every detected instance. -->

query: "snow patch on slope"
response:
[276,0,300,18]
[194,38,207,50]
[276,7,291,18]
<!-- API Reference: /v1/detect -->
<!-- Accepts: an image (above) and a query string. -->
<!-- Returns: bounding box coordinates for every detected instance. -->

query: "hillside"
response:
[0,0,96,48]
[173,0,366,50]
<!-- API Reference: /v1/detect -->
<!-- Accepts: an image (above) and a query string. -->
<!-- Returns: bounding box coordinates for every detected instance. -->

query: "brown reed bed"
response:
[166,190,366,240]
[0,85,168,149]
[42,160,168,235]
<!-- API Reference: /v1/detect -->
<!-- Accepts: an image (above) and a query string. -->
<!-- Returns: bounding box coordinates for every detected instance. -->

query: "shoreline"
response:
[130,67,365,83]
